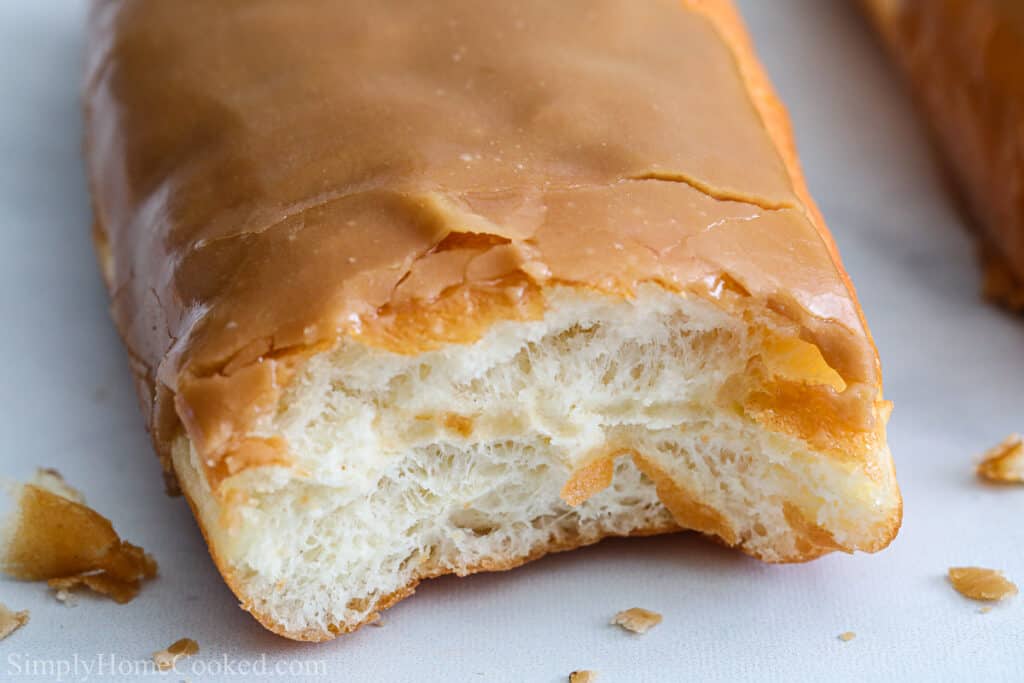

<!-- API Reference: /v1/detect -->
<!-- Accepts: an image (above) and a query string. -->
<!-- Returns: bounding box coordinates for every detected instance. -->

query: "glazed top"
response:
[84,0,879,475]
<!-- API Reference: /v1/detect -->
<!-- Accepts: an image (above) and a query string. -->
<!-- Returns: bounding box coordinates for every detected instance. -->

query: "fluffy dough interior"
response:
[172,285,897,638]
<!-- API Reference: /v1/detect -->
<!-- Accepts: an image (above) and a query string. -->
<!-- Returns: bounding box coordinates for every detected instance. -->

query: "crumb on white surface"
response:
[152,637,199,671]
[53,588,77,607]
[569,670,598,683]
[610,607,662,634]
[948,567,1018,602]
[977,434,1024,484]
[838,631,856,642]
[0,603,29,641]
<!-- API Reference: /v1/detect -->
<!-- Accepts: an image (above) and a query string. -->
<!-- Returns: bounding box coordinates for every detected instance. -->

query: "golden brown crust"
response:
[85,0,885,487]
[865,0,1024,306]
[631,454,739,547]
[178,437,898,641]
[781,503,846,557]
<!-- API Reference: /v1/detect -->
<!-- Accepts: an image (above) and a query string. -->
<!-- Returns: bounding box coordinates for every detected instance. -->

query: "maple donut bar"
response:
[864,0,1024,308]
[85,0,901,640]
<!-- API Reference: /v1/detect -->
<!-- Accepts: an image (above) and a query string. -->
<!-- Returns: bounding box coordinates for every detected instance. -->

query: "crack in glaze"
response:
[186,175,791,257]
[627,171,795,212]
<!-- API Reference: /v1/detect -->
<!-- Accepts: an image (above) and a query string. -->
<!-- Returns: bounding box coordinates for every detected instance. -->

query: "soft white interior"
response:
[172,285,896,636]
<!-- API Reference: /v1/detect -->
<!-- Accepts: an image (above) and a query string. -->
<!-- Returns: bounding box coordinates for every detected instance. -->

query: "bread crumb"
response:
[1,469,158,604]
[977,434,1024,484]
[48,570,155,605]
[610,607,662,634]
[948,567,1018,602]
[0,603,29,641]
[54,588,77,607]
[569,670,598,682]
[979,606,993,614]
[152,637,199,671]
[838,631,856,642]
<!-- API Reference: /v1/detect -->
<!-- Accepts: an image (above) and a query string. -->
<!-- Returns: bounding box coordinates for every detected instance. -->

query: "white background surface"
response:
[2,1,1023,681]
